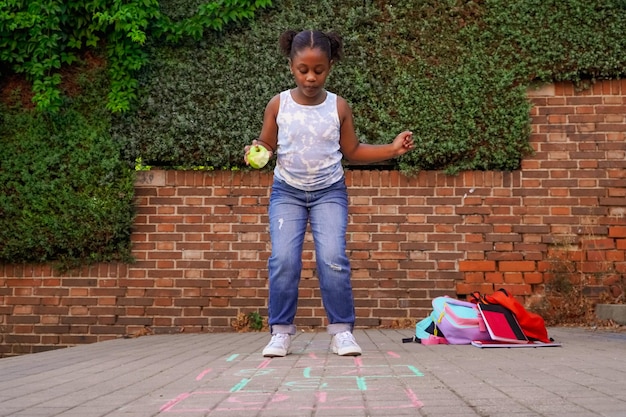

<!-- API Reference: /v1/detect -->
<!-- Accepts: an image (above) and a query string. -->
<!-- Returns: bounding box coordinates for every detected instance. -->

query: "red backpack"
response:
[473,289,551,343]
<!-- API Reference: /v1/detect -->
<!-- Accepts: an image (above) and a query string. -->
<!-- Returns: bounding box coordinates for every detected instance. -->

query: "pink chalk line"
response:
[353,357,363,368]
[257,359,272,369]
[195,368,212,381]
[160,393,191,412]
[405,388,425,408]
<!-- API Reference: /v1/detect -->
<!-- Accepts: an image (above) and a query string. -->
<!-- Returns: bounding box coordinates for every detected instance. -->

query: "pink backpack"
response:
[429,296,491,344]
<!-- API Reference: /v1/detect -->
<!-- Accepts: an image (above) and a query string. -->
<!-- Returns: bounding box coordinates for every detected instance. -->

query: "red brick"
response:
[523,272,544,285]
[498,284,533,296]
[459,260,496,272]
[485,272,504,284]
[609,226,626,238]
[456,283,495,296]
[499,261,536,272]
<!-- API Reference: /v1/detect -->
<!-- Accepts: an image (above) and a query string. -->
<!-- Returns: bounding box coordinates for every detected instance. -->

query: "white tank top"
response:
[274,90,344,191]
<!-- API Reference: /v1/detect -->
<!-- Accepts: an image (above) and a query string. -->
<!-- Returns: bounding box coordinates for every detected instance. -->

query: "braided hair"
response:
[278,30,343,62]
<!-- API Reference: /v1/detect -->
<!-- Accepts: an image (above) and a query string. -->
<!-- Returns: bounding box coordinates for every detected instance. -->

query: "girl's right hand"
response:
[244,139,273,165]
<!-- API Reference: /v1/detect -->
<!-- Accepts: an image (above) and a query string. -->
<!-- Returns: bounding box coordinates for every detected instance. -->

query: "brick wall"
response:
[1,80,625,356]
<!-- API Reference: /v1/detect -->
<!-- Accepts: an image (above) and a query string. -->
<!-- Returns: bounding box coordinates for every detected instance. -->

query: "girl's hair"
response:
[279,30,343,62]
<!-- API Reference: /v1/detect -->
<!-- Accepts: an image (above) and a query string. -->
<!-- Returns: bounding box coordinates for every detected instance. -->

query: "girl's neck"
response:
[291,88,327,106]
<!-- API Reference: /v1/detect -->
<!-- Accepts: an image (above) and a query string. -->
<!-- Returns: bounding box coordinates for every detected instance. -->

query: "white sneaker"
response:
[332,331,362,356]
[262,333,291,357]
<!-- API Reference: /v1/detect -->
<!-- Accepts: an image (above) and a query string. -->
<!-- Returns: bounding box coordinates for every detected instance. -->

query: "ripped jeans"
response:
[267,178,355,336]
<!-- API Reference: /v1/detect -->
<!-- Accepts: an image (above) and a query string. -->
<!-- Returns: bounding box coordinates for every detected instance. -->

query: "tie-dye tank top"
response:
[274,90,344,191]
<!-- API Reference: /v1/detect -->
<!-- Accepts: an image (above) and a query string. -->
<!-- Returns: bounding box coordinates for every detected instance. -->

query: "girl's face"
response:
[289,47,332,105]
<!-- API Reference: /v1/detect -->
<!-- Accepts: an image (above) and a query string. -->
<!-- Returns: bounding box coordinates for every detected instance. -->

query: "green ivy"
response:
[0,0,272,112]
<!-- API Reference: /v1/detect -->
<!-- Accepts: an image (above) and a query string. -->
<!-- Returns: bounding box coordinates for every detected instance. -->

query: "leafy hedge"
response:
[112,0,626,174]
[0,60,135,268]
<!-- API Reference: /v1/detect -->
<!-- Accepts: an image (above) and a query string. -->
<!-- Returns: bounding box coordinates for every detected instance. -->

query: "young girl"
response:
[245,29,414,357]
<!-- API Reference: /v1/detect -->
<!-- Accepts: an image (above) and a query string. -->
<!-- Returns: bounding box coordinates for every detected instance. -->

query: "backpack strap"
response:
[470,291,485,304]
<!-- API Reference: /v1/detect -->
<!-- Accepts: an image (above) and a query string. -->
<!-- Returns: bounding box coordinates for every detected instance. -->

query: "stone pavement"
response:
[0,327,625,417]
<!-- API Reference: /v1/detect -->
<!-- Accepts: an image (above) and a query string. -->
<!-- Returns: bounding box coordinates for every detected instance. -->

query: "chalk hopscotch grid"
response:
[160,350,425,414]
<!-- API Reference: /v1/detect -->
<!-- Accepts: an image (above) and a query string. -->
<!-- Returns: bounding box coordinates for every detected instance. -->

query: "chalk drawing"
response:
[230,378,251,392]
[284,379,328,390]
[161,390,423,413]
[408,365,424,376]
[160,351,425,414]
[195,369,212,381]
[356,376,367,391]
[225,392,290,405]
[355,356,363,366]
[257,359,272,369]
[315,391,327,403]
[160,393,191,412]
[233,368,273,378]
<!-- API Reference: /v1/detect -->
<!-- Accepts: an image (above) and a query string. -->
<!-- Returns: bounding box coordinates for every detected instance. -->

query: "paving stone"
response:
[0,328,624,417]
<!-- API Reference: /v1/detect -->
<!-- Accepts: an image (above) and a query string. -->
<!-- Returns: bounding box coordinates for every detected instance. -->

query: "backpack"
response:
[412,316,448,344]
[473,289,551,343]
[427,296,491,344]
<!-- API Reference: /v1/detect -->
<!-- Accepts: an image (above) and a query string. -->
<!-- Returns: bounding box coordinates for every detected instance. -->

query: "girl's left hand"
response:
[394,131,415,155]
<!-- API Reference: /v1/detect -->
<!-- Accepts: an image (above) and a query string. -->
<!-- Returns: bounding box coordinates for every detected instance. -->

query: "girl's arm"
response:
[244,95,280,164]
[338,96,414,164]
[257,95,280,153]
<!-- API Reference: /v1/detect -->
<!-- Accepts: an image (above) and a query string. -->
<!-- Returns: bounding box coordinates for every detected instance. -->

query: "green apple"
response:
[248,144,270,169]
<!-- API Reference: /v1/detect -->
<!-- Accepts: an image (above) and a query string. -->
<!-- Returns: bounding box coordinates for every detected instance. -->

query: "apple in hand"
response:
[248,144,270,169]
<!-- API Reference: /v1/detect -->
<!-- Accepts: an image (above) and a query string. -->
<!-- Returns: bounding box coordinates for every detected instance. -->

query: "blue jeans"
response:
[267,178,355,336]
